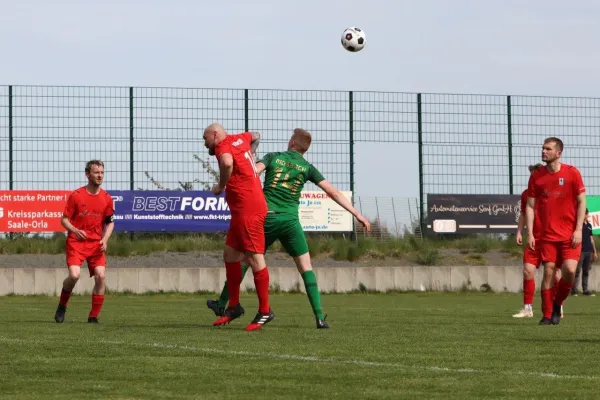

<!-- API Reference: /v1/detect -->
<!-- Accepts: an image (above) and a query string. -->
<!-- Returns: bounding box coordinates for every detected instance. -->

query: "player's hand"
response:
[99,238,108,252]
[211,184,224,195]
[571,229,582,248]
[594,252,598,262]
[357,215,371,232]
[527,234,535,251]
[516,231,523,246]
[73,229,87,241]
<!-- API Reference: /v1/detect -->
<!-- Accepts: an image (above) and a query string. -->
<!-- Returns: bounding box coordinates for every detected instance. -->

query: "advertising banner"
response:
[427,194,521,234]
[110,190,231,232]
[0,190,354,233]
[0,191,68,232]
[298,191,353,232]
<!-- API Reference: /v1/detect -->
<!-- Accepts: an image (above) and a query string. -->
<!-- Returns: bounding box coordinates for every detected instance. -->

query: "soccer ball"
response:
[341,27,366,52]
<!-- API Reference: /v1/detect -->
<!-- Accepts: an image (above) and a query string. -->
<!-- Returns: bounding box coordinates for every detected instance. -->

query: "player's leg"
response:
[513,260,536,318]
[242,212,274,331]
[539,241,558,325]
[551,267,564,318]
[212,238,246,326]
[550,242,580,325]
[55,265,81,323]
[571,254,583,296]
[207,216,277,316]
[581,252,594,296]
[87,248,107,323]
[278,215,328,328]
[55,242,84,323]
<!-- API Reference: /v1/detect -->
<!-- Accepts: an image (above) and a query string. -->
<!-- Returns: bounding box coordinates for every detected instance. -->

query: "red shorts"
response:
[66,240,106,277]
[541,240,580,265]
[226,212,266,254]
[522,245,542,268]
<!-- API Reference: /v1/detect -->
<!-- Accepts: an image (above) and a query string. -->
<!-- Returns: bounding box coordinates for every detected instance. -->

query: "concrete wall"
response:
[1,266,598,295]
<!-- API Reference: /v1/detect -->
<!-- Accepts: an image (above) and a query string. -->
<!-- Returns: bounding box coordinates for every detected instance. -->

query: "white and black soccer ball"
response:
[341,27,365,52]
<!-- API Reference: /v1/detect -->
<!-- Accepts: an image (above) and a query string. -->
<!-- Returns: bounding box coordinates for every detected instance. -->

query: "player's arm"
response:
[100,199,115,251]
[249,131,261,153]
[255,162,266,175]
[255,152,274,175]
[515,213,525,245]
[575,193,587,238]
[217,153,234,191]
[61,195,87,240]
[525,197,536,249]
[316,180,370,232]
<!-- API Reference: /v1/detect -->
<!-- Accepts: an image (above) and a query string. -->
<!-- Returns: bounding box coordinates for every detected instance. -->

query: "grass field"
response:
[1,292,599,399]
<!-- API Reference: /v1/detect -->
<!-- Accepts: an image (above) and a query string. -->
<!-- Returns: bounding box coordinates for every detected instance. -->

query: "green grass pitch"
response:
[1,292,599,399]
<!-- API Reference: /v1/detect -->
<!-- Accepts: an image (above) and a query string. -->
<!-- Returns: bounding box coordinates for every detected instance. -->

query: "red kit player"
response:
[514,163,562,318]
[526,137,586,325]
[54,160,115,324]
[203,123,273,331]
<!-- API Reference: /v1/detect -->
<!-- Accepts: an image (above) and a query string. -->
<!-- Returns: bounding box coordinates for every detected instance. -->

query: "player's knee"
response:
[68,269,81,281]
[293,253,312,273]
[94,270,105,283]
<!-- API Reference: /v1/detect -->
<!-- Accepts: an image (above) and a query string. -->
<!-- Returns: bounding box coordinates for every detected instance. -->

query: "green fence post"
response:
[129,87,135,240]
[244,89,249,132]
[507,95,514,195]
[349,90,356,241]
[417,93,425,236]
[8,85,13,191]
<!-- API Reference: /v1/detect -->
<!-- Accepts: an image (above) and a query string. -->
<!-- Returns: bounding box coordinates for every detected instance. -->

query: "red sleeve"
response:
[527,173,537,199]
[215,140,231,160]
[520,191,527,216]
[572,168,586,195]
[105,195,114,217]
[241,132,253,145]
[63,192,76,219]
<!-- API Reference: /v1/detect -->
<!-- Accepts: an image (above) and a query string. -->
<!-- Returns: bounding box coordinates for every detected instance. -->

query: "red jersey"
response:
[215,132,267,215]
[520,189,542,240]
[527,164,585,242]
[63,187,114,242]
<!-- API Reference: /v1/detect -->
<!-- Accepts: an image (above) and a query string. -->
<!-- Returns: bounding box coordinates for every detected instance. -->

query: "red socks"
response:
[225,262,242,308]
[523,279,535,306]
[89,294,105,318]
[554,278,574,306]
[253,267,270,314]
[59,289,72,307]
[541,289,553,319]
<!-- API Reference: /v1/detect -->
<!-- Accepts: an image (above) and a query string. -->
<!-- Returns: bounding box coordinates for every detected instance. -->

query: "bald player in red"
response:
[203,123,273,331]
[54,160,115,324]
[526,137,586,325]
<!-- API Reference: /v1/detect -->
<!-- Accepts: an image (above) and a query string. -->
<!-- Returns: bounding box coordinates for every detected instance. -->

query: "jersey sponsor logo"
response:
[232,138,243,147]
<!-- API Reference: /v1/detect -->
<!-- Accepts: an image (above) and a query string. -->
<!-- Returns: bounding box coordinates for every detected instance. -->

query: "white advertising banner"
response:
[298,191,353,231]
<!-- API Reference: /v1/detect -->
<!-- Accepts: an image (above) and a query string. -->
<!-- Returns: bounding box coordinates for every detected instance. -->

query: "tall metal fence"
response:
[1,85,600,236]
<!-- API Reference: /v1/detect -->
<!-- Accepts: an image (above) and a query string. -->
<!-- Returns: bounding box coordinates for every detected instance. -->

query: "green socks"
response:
[217,266,325,321]
[217,264,250,308]
[302,270,324,320]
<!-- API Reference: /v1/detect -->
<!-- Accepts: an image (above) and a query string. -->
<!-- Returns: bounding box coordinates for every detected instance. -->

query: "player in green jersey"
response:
[207,128,371,328]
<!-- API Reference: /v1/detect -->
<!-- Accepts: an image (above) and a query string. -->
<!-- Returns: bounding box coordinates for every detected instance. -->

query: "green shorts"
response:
[264,212,308,257]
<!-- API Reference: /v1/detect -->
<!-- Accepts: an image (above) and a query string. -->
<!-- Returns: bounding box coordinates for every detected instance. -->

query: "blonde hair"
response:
[85,160,104,174]
[291,128,312,153]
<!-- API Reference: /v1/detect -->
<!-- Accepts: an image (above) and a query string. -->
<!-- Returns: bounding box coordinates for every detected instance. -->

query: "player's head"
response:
[85,160,104,187]
[528,163,543,174]
[288,128,312,154]
[542,137,564,164]
[203,123,227,156]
